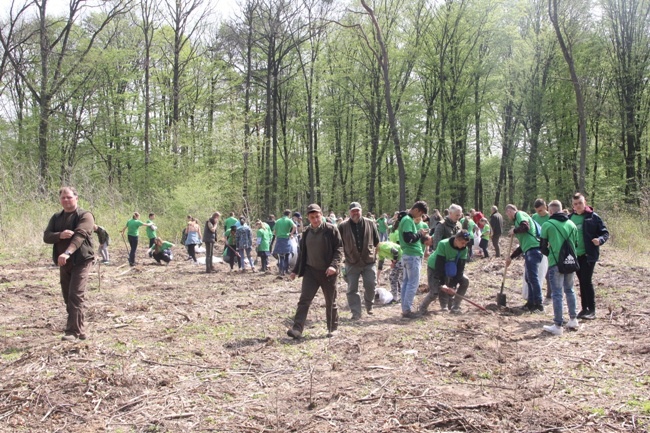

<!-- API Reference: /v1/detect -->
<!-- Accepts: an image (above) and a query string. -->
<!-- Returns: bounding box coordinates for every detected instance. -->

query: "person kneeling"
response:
[419,230,470,315]
[148,237,174,265]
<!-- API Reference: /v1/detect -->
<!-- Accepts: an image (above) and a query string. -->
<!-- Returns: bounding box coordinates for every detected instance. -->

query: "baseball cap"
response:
[306,204,321,214]
[349,202,362,211]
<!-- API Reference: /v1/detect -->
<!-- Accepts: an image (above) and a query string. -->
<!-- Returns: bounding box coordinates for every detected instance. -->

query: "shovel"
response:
[441,286,489,313]
[497,234,515,307]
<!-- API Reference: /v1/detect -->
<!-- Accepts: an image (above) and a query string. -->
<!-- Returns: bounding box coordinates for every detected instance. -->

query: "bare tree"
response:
[0,0,132,192]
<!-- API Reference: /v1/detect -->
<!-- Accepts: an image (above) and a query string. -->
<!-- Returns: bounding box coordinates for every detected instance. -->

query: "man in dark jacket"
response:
[338,201,380,320]
[489,205,504,257]
[432,204,463,250]
[287,204,343,339]
[203,212,220,273]
[44,186,95,342]
[569,193,609,320]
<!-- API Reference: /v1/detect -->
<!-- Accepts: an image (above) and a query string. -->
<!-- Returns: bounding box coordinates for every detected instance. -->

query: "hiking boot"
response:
[61,333,78,342]
[450,308,463,315]
[401,310,421,320]
[543,324,563,336]
[366,307,374,315]
[351,313,361,321]
[326,330,339,338]
[286,329,302,339]
[566,318,579,329]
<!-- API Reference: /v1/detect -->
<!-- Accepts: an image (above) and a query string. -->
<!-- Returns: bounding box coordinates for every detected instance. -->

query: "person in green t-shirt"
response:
[146,213,158,249]
[148,237,174,265]
[460,214,477,261]
[532,198,552,302]
[377,214,389,242]
[505,204,544,313]
[398,201,431,319]
[120,212,153,266]
[478,218,491,258]
[224,212,239,235]
[272,210,297,275]
[419,230,471,314]
[377,241,402,302]
[255,220,273,272]
[540,200,580,335]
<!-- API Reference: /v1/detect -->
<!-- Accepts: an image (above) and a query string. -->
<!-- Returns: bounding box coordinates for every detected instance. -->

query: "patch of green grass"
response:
[1,347,24,362]
[586,407,606,417]
[627,397,650,414]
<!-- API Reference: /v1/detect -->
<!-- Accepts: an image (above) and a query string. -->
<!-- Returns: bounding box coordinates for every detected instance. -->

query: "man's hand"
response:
[325,267,336,277]
[440,285,456,296]
[60,229,74,240]
[289,272,297,281]
[390,260,396,269]
[508,228,515,236]
[505,257,511,267]
[57,253,70,267]
[591,238,600,246]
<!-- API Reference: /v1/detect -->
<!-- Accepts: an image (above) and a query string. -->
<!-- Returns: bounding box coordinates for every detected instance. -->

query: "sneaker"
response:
[401,311,421,320]
[582,311,596,320]
[286,329,302,339]
[351,313,361,321]
[102,261,110,265]
[543,324,563,336]
[566,318,579,329]
[543,297,552,306]
[530,304,544,313]
[61,333,78,342]
[576,309,588,319]
[78,334,87,340]
[450,308,462,315]
[366,309,374,316]
[326,330,338,338]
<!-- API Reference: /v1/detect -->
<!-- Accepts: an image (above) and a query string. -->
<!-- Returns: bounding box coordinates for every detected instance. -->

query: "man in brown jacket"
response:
[338,202,380,320]
[43,186,95,341]
[287,204,344,339]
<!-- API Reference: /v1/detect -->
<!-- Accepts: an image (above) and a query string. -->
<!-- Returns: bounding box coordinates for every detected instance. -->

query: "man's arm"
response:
[43,214,60,244]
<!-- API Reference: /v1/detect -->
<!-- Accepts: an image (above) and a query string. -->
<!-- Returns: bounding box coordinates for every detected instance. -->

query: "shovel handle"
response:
[500,234,515,289]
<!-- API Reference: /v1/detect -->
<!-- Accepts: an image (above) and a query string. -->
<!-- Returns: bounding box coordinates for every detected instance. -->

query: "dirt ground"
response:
[1,240,649,433]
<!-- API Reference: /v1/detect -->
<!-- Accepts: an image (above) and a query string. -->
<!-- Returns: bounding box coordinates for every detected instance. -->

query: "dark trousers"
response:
[226,247,240,269]
[479,238,489,257]
[59,259,93,337]
[492,234,501,257]
[128,235,138,265]
[291,266,338,333]
[149,237,156,248]
[153,250,172,264]
[205,242,215,272]
[258,251,269,271]
[576,255,596,311]
[187,244,197,262]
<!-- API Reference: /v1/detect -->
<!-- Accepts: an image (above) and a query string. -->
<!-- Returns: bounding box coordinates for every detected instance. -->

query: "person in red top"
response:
[470,209,484,226]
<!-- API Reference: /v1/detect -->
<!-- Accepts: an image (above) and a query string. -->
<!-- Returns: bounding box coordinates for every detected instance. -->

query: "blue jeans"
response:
[548,265,577,326]
[401,255,422,313]
[379,232,388,242]
[524,247,543,305]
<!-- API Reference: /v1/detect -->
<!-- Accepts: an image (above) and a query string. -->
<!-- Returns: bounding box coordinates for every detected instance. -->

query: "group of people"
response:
[44,186,608,343]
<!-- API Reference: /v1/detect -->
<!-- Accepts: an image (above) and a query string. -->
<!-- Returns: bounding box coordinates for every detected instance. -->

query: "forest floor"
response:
[1,240,649,433]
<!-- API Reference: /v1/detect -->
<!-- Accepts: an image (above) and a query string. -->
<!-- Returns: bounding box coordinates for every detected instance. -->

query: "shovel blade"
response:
[497,293,507,307]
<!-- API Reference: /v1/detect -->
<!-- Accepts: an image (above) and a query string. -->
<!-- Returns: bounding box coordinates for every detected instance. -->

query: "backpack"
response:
[548,220,580,274]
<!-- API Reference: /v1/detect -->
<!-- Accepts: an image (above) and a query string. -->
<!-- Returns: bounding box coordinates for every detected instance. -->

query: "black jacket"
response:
[292,222,343,277]
[569,206,609,262]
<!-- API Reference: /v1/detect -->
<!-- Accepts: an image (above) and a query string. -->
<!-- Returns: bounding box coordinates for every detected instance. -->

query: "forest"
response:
[1,0,650,221]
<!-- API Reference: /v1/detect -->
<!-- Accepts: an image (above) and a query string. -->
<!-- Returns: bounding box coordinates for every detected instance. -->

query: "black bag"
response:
[549,221,580,274]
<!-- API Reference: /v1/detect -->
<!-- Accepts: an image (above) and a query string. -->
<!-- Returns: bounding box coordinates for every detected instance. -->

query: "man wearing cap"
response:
[338,201,380,320]
[287,204,344,339]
